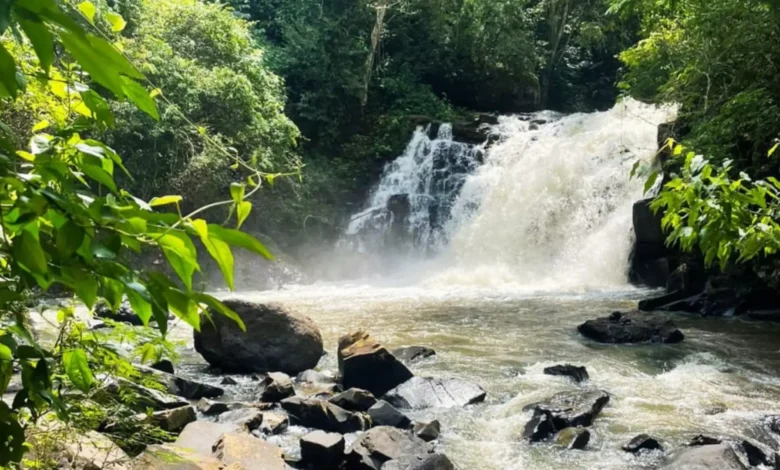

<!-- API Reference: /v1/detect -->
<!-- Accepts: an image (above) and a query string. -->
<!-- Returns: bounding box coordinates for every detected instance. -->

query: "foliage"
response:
[0,0,282,465]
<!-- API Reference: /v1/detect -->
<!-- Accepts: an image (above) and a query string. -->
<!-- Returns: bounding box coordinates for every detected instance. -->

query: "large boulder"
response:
[175,421,240,456]
[213,433,286,470]
[60,431,130,470]
[384,377,486,409]
[281,396,369,433]
[338,331,413,397]
[194,299,323,375]
[578,311,684,344]
[661,444,747,469]
[523,390,610,430]
[346,426,431,470]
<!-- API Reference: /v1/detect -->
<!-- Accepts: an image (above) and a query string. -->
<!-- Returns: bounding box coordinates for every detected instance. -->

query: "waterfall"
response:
[341,98,676,289]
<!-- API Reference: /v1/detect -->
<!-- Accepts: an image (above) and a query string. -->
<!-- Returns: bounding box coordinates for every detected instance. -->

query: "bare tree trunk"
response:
[541,0,571,108]
[361,4,388,108]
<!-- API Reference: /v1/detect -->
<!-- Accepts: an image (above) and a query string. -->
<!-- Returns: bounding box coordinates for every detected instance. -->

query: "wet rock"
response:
[688,435,722,446]
[281,396,369,433]
[741,439,772,467]
[622,434,663,453]
[661,444,746,469]
[141,405,196,433]
[392,346,436,364]
[213,432,286,470]
[60,431,130,470]
[136,444,223,470]
[523,412,557,442]
[346,426,431,470]
[543,364,589,383]
[194,299,323,375]
[330,388,378,412]
[413,420,441,442]
[94,300,143,326]
[555,427,591,450]
[338,331,413,397]
[368,401,412,429]
[297,369,337,384]
[96,378,188,411]
[176,421,240,455]
[137,365,224,400]
[384,377,486,409]
[221,377,238,385]
[523,390,610,429]
[217,408,264,432]
[258,412,289,435]
[196,398,229,416]
[578,311,684,344]
[766,415,780,435]
[382,454,455,470]
[258,372,295,402]
[150,360,174,374]
[300,431,345,469]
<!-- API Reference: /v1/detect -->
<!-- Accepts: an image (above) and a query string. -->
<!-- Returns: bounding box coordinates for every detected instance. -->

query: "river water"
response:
[177,99,780,468]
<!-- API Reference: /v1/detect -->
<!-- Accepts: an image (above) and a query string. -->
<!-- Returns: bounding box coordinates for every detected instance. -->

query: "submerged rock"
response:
[543,364,589,383]
[338,331,414,397]
[368,401,412,429]
[523,412,556,442]
[221,377,239,385]
[346,426,431,470]
[661,444,746,469]
[213,433,286,470]
[194,299,323,375]
[556,427,591,450]
[392,346,436,364]
[688,435,723,447]
[622,434,664,454]
[523,390,610,429]
[300,431,345,469]
[383,377,486,409]
[281,396,369,433]
[578,311,684,344]
[330,388,378,412]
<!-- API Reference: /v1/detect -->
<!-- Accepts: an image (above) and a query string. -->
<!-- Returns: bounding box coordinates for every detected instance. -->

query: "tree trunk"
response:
[361,5,388,108]
[541,0,570,108]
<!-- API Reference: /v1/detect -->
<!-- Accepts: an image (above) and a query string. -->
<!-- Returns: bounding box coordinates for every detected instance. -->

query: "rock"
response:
[221,377,239,385]
[382,454,455,470]
[300,431,345,469]
[523,390,610,429]
[176,421,240,455]
[741,439,771,467]
[688,435,722,447]
[96,378,188,411]
[137,365,224,400]
[384,377,486,409]
[258,412,289,435]
[346,426,431,470]
[196,398,229,416]
[213,433,286,470]
[141,405,196,433]
[523,412,557,442]
[94,300,143,326]
[413,421,441,442]
[661,444,747,469]
[368,401,412,429]
[281,396,369,433]
[622,434,663,453]
[330,388,378,412]
[577,311,684,344]
[194,299,323,375]
[338,331,413,397]
[258,372,295,402]
[766,415,780,435]
[135,444,223,470]
[392,347,436,364]
[217,408,264,432]
[297,369,337,384]
[543,365,589,383]
[151,360,174,374]
[555,427,590,450]
[60,431,130,470]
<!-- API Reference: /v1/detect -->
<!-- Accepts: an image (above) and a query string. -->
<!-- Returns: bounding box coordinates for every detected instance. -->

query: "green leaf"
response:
[31,120,50,133]
[644,170,660,194]
[13,231,47,275]
[209,225,274,260]
[80,90,116,128]
[192,222,234,290]
[236,201,251,229]
[77,1,97,23]
[193,293,245,332]
[105,11,127,32]
[120,77,159,121]
[149,195,182,207]
[165,289,200,331]
[769,143,779,158]
[0,402,25,465]
[124,283,152,325]
[158,232,199,291]
[62,349,94,393]
[0,344,10,361]
[80,163,117,193]
[18,17,54,73]
[230,183,245,204]
[56,220,85,256]
[0,42,18,98]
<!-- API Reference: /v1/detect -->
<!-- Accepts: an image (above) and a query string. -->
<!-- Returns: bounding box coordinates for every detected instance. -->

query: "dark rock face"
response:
[258,372,295,402]
[143,406,196,433]
[94,300,144,326]
[766,415,780,435]
[330,388,378,412]
[543,365,589,383]
[392,346,436,364]
[556,428,591,450]
[151,360,174,375]
[300,431,345,469]
[383,454,455,470]
[523,413,556,442]
[741,440,772,467]
[524,390,610,430]
[629,198,677,288]
[221,377,238,386]
[578,311,684,344]
[257,412,289,435]
[281,397,369,434]
[216,408,264,432]
[623,434,664,453]
[346,426,431,470]
[661,444,747,469]
[384,377,486,409]
[194,299,323,375]
[368,401,412,429]
[688,435,722,447]
[137,366,224,400]
[196,398,229,416]
[413,421,441,442]
[338,331,413,397]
